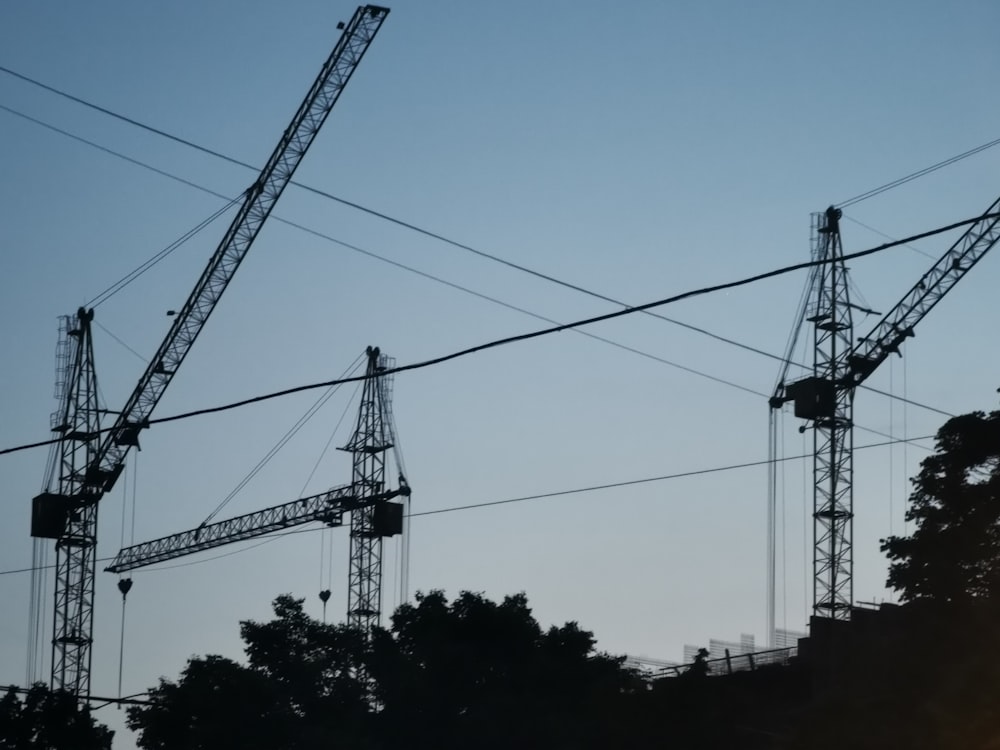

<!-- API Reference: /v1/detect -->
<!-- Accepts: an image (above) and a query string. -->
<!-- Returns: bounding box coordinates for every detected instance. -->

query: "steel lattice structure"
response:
[103,346,407,637]
[37,310,103,695]
[810,208,854,619]
[768,197,1000,637]
[106,487,352,573]
[31,6,389,697]
[342,347,396,636]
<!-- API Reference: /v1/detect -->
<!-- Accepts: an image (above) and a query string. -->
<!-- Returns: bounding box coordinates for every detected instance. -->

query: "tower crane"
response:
[104,346,409,640]
[767,196,1000,644]
[29,5,389,698]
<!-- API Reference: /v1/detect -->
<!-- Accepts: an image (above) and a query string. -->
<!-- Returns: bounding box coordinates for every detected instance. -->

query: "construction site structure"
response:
[106,346,410,640]
[767,197,1000,645]
[30,5,389,697]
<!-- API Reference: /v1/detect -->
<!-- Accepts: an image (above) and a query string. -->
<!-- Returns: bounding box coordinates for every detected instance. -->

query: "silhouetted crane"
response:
[767,197,1000,644]
[30,6,390,697]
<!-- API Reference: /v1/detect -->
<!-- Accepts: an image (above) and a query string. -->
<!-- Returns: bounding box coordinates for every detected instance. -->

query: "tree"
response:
[881,410,1000,603]
[128,591,642,750]
[0,684,113,750]
[368,590,641,750]
[127,595,373,750]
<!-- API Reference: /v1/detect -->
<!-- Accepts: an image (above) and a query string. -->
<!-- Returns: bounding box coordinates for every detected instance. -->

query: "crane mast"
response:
[104,346,407,636]
[31,5,389,697]
[768,196,1000,639]
[31,309,102,694]
[342,347,397,635]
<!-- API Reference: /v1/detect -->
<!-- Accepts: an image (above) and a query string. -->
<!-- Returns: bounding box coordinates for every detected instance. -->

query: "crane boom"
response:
[88,5,389,494]
[105,484,407,574]
[846,197,1000,386]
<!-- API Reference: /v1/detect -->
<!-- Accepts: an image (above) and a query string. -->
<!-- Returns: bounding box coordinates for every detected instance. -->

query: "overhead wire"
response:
[0,77,963,418]
[0,431,938,579]
[0,103,761,399]
[0,212,987,460]
[406,434,937,518]
[3,62,996,215]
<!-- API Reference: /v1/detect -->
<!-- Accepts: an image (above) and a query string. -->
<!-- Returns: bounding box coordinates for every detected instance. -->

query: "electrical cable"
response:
[406,434,937,518]
[0,103,761,399]
[3,62,996,217]
[0,431,938,579]
[0,86,967,423]
[0,212,987,460]
[0,100,955,418]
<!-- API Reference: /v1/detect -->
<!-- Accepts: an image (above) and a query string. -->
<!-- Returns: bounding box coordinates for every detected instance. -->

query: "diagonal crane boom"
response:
[88,5,390,492]
[846,196,1000,386]
[32,6,389,697]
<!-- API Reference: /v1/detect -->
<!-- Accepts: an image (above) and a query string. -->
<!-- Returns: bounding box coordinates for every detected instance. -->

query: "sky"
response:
[1,0,998,745]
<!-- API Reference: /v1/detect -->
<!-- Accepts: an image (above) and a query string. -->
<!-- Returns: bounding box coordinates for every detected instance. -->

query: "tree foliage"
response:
[0,684,113,750]
[127,595,371,750]
[881,410,1000,602]
[128,591,640,750]
[369,590,640,750]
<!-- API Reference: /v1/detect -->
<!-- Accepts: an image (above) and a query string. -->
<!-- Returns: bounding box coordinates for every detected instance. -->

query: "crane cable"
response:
[307,377,365,611]
[85,194,243,309]
[201,354,366,527]
[836,136,1000,209]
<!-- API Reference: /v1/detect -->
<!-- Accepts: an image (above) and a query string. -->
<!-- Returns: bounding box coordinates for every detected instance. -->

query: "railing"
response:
[649,646,797,679]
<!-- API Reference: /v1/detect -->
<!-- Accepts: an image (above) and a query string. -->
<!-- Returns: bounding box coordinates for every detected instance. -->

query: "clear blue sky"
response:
[1,1,997,746]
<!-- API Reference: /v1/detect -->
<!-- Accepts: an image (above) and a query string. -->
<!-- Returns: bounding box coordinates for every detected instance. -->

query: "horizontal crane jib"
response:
[105,483,409,573]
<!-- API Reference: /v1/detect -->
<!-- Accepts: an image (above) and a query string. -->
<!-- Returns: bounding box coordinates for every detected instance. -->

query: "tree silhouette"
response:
[127,595,372,750]
[128,591,642,750]
[0,684,113,750]
[881,410,1000,602]
[368,590,641,750]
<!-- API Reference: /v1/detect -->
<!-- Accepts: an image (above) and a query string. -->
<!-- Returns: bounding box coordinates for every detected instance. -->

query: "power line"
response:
[0,69,964,418]
[0,100,954,419]
[408,434,937,519]
[0,214,985,460]
[0,104,757,400]
[0,432,936,579]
